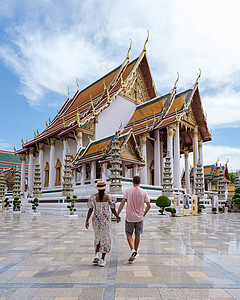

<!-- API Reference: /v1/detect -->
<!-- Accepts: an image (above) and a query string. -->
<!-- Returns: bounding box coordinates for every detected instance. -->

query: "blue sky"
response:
[0,0,240,171]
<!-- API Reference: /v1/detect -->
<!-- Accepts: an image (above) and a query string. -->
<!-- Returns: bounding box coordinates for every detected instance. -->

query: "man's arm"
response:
[143,201,151,217]
[117,198,127,215]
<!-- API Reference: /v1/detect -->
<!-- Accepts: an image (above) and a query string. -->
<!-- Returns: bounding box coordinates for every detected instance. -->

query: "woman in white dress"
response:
[85,181,121,267]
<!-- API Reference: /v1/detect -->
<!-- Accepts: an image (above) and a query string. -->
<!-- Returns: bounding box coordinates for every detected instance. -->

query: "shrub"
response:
[4,198,11,210]
[198,207,202,213]
[13,197,21,211]
[66,195,79,215]
[156,195,171,215]
[212,207,217,212]
[31,198,39,212]
[219,207,223,212]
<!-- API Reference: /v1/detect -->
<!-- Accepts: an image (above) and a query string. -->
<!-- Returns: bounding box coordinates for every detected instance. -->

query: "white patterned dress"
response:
[88,194,116,253]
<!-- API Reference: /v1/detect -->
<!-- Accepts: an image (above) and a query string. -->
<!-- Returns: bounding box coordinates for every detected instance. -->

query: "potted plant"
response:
[165,207,176,217]
[66,195,79,215]
[156,195,171,215]
[219,206,223,213]
[4,198,11,211]
[31,198,39,213]
[212,207,217,214]
[198,206,202,214]
[13,197,21,212]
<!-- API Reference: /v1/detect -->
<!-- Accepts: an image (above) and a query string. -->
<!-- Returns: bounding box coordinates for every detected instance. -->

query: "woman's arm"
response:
[85,208,93,229]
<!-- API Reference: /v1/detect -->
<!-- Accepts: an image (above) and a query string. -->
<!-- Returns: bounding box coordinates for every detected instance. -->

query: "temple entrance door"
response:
[150,160,154,186]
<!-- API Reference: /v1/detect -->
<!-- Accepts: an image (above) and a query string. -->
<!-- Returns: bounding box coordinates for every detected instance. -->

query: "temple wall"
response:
[95,95,136,140]
[68,139,77,157]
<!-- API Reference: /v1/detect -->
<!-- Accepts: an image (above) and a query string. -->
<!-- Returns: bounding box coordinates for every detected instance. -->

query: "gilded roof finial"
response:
[117,121,122,136]
[21,138,24,147]
[13,146,16,153]
[34,131,36,138]
[196,68,201,84]
[126,39,132,60]
[45,121,48,129]
[226,158,229,164]
[120,73,124,86]
[77,108,80,124]
[216,157,219,166]
[62,117,66,128]
[174,72,179,90]
[37,129,39,136]
[143,30,149,53]
[67,86,70,98]
[57,109,59,117]
[90,94,96,116]
[49,117,51,125]
[76,78,79,89]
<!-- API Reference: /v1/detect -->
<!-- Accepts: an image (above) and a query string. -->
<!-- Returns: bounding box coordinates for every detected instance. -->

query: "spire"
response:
[109,133,122,194]
[62,148,73,197]
[143,30,149,53]
[126,39,132,60]
[13,167,21,198]
[194,159,204,199]
[218,165,226,200]
[33,158,42,198]
[162,151,173,197]
[196,68,201,85]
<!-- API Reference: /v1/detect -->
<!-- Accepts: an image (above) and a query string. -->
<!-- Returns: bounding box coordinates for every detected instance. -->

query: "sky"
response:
[0,0,240,171]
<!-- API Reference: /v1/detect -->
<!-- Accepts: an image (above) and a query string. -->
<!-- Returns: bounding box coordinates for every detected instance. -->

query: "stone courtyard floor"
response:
[0,212,240,300]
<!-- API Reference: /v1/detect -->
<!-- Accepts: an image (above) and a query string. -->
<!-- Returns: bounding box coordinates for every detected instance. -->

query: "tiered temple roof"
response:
[0,150,28,173]
[73,130,144,168]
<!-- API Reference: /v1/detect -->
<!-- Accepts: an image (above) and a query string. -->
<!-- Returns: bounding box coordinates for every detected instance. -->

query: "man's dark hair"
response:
[133,175,141,185]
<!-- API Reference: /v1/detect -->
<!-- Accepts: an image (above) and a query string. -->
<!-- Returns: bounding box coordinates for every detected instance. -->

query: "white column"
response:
[184,148,191,194]
[167,127,174,184]
[124,165,128,178]
[193,127,199,185]
[154,129,161,186]
[38,143,44,186]
[140,134,148,184]
[134,164,138,176]
[62,138,69,180]
[160,133,164,185]
[81,164,86,185]
[49,138,56,188]
[173,123,181,189]
[20,154,26,193]
[102,163,108,181]
[91,161,96,184]
[27,147,34,196]
[76,130,83,152]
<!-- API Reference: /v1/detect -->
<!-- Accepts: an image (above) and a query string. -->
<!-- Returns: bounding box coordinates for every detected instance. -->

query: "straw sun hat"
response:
[94,180,108,190]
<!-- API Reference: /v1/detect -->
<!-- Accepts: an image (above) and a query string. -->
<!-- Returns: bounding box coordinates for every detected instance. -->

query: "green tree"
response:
[156,195,171,215]
[229,172,235,184]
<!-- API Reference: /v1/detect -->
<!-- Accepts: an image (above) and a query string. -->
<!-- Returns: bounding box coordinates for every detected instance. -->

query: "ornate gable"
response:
[121,67,150,104]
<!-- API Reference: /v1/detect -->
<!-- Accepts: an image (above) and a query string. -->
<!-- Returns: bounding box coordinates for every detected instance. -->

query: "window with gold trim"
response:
[44,162,49,187]
[55,159,62,186]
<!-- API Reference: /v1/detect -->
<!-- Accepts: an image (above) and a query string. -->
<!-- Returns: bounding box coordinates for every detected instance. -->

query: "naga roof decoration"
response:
[121,77,211,145]
[72,130,144,168]
[16,46,157,154]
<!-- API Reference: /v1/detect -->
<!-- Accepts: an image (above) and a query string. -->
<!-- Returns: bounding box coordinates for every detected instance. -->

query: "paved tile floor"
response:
[0,211,240,299]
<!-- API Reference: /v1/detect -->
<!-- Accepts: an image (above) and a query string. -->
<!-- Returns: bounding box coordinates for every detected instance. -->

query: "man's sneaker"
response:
[135,253,140,259]
[99,259,106,267]
[93,253,99,264]
[128,249,137,262]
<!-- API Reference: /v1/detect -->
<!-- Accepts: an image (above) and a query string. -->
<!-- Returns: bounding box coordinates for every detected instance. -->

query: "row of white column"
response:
[20,131,84,195]
[139,124,203,192]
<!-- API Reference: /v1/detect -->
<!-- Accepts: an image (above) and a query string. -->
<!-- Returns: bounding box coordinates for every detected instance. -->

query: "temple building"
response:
[16,38,211,198]
[0,150,28,192]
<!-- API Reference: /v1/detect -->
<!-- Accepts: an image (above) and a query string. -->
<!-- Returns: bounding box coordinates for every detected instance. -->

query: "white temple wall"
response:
[82,134,89,147]
[68,139,77,157]
[55,140,63,167]
[95,95,136,140]
[42,145,50,189]
[146,139,154,185]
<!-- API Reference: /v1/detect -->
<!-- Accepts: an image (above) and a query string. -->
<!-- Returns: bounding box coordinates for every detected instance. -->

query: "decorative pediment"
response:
[180,107,197,129]
[78,119,95,135]
[121,68,150,104]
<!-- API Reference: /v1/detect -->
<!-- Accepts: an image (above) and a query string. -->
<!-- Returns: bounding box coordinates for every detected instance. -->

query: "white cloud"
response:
[0,0,240,130]
[203,144,240,172]
[0,139,12,151]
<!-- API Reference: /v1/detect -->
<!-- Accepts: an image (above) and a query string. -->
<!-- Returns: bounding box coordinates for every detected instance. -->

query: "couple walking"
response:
[85,176,151,267]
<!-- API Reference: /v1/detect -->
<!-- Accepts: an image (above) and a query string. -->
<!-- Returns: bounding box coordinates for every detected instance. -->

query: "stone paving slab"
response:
[0,212,240,299]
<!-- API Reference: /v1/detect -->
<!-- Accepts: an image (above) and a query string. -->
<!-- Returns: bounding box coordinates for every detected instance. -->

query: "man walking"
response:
[117,175,151,261]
